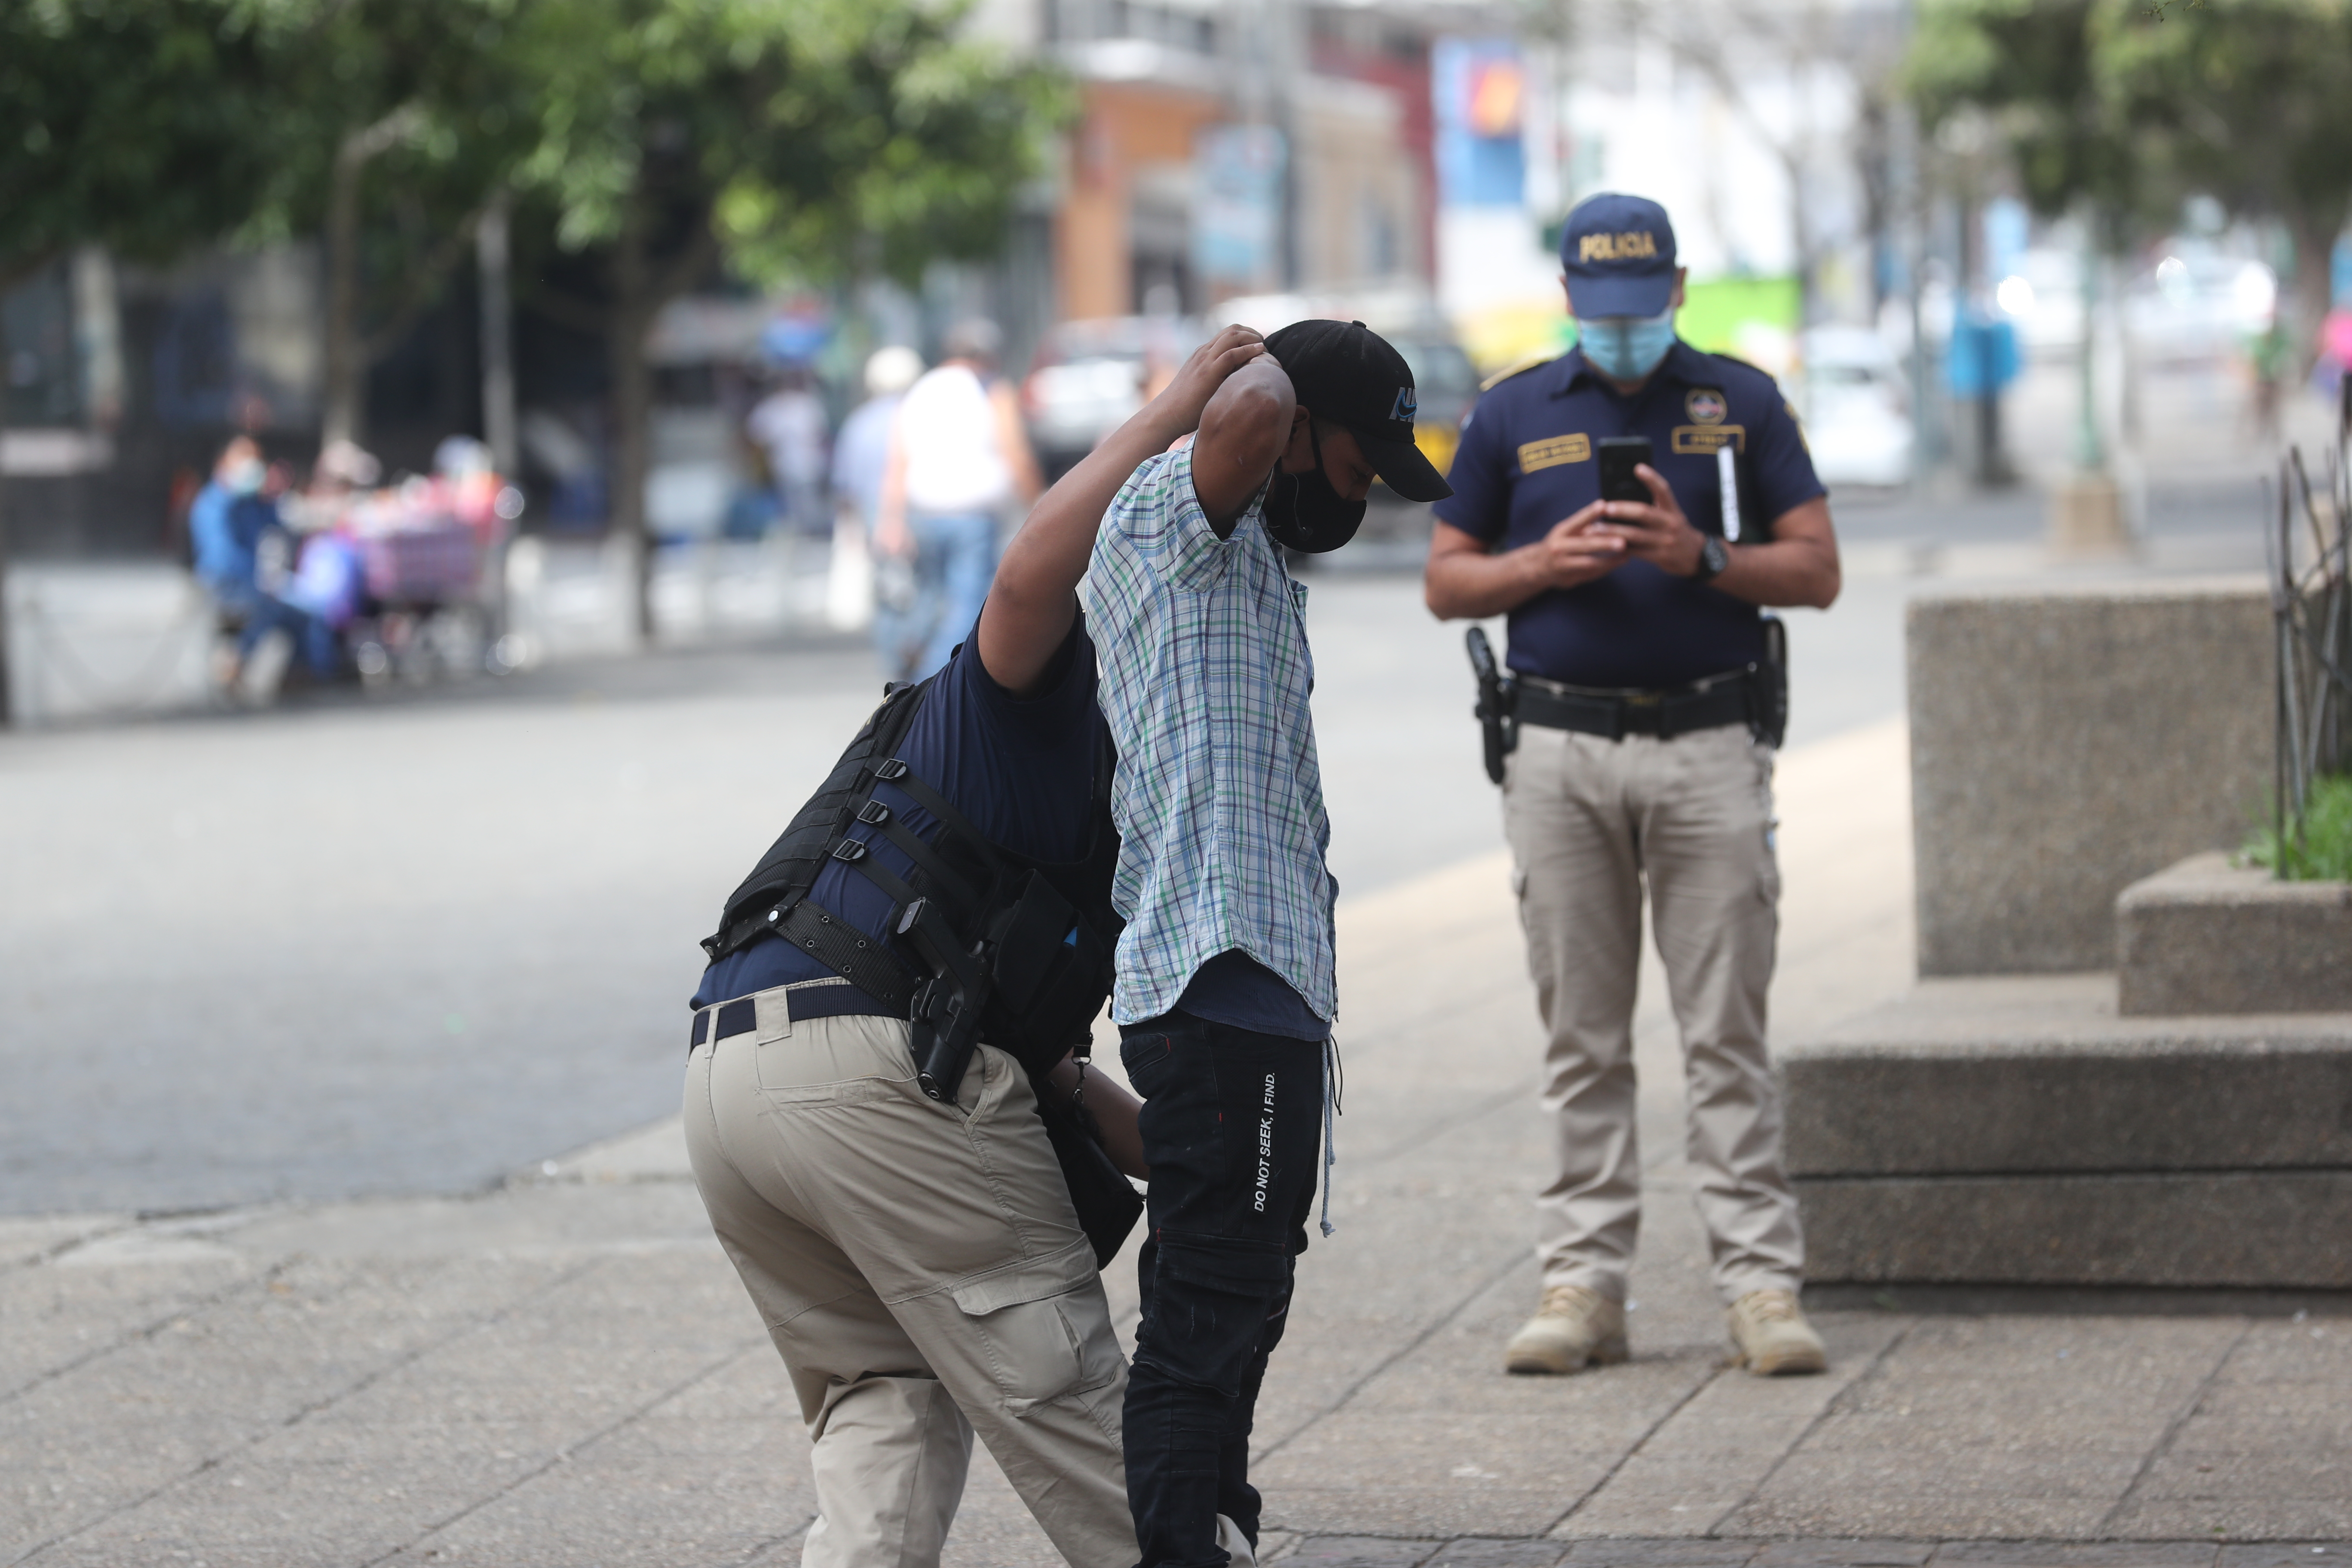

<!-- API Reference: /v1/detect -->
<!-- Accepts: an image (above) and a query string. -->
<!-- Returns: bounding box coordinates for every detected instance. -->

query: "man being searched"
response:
[1085,318,1453,1568]
[1425,193,1843,1378]
[683,324,1274,1568]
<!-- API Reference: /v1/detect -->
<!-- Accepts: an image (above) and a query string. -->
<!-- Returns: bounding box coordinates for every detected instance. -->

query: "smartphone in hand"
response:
[1596,435,1653,505]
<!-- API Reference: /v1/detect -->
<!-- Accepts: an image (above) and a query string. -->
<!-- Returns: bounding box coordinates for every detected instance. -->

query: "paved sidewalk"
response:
[6,720,2349,1567]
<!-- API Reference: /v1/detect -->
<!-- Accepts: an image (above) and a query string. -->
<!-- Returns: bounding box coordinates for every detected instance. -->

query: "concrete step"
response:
[1779,974,2352,1287]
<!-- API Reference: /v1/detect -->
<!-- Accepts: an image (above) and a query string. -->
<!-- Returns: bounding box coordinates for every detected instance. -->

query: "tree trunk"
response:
[608,192,655,646]
[321,107,420,449]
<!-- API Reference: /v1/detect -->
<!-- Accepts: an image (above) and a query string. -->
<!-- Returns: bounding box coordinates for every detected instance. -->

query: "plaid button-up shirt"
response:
[1082,442,1337,1026]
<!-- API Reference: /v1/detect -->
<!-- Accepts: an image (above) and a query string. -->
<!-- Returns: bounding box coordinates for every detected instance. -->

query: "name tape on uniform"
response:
[1516,434,1592,473]
[1670,425,1746,455]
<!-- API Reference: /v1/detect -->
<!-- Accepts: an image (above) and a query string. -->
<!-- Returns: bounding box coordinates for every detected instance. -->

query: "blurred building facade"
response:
[969,0,1439,325]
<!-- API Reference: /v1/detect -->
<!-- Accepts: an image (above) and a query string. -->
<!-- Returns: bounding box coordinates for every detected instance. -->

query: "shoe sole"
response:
[1732,1348,1827,1376]
[1505,1335,1629,1375]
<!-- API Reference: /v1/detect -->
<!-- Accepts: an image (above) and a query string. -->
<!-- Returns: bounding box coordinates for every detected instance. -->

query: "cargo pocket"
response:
[950,1262,1121,1417]
[1137,1233,1292,1397]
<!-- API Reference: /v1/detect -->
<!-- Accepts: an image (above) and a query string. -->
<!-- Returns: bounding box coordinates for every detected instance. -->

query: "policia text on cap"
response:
[1424,192,1841,1380]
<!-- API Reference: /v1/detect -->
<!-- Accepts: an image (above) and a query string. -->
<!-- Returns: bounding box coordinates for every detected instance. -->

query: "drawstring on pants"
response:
[1319,1034,1344,1237]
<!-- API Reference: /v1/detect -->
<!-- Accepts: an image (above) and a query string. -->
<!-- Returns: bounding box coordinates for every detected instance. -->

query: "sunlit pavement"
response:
[7,713,2349,1563]
[8,493,2349,1557]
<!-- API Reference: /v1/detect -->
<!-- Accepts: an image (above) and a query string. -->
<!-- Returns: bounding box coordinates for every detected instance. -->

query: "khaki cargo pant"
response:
[683,993,1136,1568]
[1501,720,1804,1307]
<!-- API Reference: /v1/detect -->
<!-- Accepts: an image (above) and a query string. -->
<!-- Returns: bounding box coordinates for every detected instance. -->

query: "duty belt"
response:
[1514,668,1751,741]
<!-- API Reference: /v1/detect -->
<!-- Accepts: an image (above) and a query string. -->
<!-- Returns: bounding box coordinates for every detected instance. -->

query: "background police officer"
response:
[1424,193,1842,1378]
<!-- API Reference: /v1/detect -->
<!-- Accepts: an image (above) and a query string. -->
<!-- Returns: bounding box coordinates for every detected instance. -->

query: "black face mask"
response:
[1261,422,1367,554]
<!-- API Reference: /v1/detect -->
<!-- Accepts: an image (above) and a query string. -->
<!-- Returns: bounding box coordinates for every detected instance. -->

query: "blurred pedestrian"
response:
[1425,193,1842,1378]
[187,435,334,702]
[875,319,1041,680]
[832,345,925,658]
[1084,319,1453,1568]
[747,362,831,536]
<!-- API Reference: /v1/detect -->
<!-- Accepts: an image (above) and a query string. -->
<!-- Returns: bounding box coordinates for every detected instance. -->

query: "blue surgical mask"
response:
[224,457,266,495]
[1576,309,1677,381]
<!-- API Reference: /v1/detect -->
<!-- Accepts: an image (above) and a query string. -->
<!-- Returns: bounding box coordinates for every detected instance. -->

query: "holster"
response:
[1747,613,1789,749]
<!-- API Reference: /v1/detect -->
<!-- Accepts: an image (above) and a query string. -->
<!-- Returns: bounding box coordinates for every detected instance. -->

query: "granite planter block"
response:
[1796,1170,2352,1288]
[1780,975,2352,1287]
[1908,579,2271,977]
[2117,851,2352,1016]
[1781,975,2352,1177]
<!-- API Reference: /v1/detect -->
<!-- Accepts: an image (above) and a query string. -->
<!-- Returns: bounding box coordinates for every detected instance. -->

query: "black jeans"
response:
[1119,1011,1325,1568]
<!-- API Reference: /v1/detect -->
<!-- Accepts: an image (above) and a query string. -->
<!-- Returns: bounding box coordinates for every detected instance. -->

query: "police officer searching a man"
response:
[1426,193,1843,1377]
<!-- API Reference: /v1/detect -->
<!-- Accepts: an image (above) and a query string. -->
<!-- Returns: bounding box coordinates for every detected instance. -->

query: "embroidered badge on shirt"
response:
[1686,389,1728,425]
[1516,434,1592,473]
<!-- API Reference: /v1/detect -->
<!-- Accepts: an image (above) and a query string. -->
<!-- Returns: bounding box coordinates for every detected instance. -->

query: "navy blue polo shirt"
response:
[1434,340,1824,690]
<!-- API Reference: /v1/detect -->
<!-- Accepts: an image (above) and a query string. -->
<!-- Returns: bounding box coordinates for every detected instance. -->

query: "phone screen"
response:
[1596,436,1652,504]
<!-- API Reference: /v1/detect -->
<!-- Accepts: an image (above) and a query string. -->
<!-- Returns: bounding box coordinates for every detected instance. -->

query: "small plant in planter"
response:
[2245,773,2352,882]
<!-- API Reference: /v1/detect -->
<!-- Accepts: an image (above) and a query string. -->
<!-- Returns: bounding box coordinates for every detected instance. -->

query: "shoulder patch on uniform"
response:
[1479,351,1561,394]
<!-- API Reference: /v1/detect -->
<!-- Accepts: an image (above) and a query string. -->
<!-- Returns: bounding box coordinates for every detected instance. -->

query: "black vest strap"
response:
[876,760,1009,875]
[775,901,917,1014]
[860,802,986,916]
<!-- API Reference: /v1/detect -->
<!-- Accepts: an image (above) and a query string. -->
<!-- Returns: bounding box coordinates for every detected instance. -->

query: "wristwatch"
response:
[1691,533,1730,583]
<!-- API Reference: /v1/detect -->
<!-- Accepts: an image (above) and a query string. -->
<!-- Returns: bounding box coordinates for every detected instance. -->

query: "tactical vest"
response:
[699,673,1123,1084]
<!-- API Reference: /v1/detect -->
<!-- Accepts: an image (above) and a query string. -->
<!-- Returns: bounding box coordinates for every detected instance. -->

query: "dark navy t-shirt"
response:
[692,619,1104,1011]
[1433,340,1825,690]
[1175,948,1329,1042]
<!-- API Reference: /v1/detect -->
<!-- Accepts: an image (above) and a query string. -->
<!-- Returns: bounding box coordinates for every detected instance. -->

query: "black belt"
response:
[1514,669,1752,741]
[688,981,893,1054]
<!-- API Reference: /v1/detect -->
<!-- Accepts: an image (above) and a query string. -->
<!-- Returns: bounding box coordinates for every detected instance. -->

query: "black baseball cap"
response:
[1559,192,1678,318]
[1262,318,1454,503]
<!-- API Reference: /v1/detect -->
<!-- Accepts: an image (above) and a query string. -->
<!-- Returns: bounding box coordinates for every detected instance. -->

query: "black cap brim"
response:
[1357,432,1454,503]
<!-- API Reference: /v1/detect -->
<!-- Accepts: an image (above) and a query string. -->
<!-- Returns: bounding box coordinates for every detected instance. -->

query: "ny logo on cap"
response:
[1388,386,1417,423]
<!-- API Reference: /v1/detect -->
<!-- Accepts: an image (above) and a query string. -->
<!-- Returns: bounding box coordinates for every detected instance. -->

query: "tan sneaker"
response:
[1726,1288,1828,1375]
[1504,1284,1629,1375]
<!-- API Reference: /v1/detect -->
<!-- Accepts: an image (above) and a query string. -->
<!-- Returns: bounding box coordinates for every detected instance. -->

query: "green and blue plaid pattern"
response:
[1083,443,1338,1026]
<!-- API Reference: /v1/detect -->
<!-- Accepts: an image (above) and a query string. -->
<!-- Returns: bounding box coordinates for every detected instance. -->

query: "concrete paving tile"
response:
[1931,1544,2217,1568]
[1749,1542,1936,1568]
[1871,1317,2241,1389]
[1723,1488,2117,1541]
[2108,1501,2352,1540]
[1259,1409,1636,1496]
[2168,1381,2352,1448]
[1754,1446,2145,1502]
[1552,1454,1769,1538]
[1826,1376,2185,1444]
[1802,1409,2156,1457]
[1280,1534,1449,1566]
[0,1253,253,1396]
[1423,1538,1575,1568]
[1560,1541,1763,1568]
[2214,1545,2352,1568]
[1268,1487,1578,1540]
[2134,1451,2352,1502]
[0,1213,132,1266]
[2210,1321,2352,1384]
[410,1429,815,1568]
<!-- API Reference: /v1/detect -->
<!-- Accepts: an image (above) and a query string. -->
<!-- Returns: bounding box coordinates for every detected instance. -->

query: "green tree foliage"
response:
[1907,0,2352,348]
[0,0,301,292]
[1905,0,2147,236]
[2097,0,2352,349]
[511,0,1067,637]
[257,0,547,444]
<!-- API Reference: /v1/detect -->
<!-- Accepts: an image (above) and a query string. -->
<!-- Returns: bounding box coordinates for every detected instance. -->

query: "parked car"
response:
[1021,315,1207,480]
[1796,325,1914,490]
